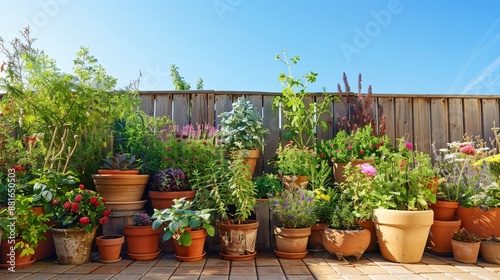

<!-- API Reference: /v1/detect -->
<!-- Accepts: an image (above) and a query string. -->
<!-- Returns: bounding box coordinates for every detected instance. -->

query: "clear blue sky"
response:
[0,1,499,94]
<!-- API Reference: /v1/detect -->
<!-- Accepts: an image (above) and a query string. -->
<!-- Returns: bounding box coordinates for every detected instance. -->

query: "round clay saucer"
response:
[175,251,206,262]
[99,257,122,264]
[127,249,161,261]
[219,251,257,261]
[273,249,308,259]
[0,258,36,269]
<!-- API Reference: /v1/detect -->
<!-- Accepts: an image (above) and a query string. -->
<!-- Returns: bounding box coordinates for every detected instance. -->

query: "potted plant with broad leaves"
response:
[123,213,161,261]
[50,184,110,265]
[451,228,481,263]
[149,168,194,210]
[353,138,436,263]
[151,197,215,262]
[0,195,51,269]
[268,188,317,259]
[218,97,269,177]
[92,153,149,206]
[191,150,259,260]
[272,141,318,191]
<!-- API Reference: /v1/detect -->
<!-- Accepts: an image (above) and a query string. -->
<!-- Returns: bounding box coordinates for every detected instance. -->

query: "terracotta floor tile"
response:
[171,265,203,276]
[368,275,401,280]
[199,276,230,280]
[355,264,389,275]
[205,258,230,267]
[105,274,141,280]
[226,276,258,280]
[201,266,230,275]
[144,266,176,275]
[12,273,59,280]
[278,259,305,266]
[230,260,256,267]
[139,275,169,280]
[230,266,257,276]
[403,264,442,274]
[283,275,315,280]
[332,265,364,275]
[380,264,414,274]
[78,274,114,280]
[429,264,469,273]
[257,266,284,276]
[169,277,199,280]
[37,264,75,273]
[49,275,85,280]
[307,264,339,275]
[117,266,150,275]
[281,265,311,275]
[92,265,126,274]
[257,276,286,280]
[63,265,102,274]
[256,257,281,266]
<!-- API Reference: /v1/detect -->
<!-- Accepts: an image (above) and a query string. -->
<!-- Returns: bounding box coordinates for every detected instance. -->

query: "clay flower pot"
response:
[322,227,371,261]
[216,220,259,260]
[274,226,311,259]
[451,239,480,263]
[123,225,161,260]
[430,200,459,221]
[307,223,328,252]
[427,217,461,254]
[173,228,207,262]
[149,190,195,210]
[96,235,124,263]
[480,238,500,264]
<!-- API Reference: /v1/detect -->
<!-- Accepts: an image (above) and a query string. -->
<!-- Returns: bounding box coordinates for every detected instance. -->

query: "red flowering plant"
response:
[50,184,110,232]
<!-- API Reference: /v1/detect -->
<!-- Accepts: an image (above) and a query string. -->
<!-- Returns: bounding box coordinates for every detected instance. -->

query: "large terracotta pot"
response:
[480,238,500,264]
[322,227,370,261]
[451,239,480,263]
[216,220,259,260]
[274,226,311,259]
[281,175,309,191]
[373,209,434,263]
[455,206,500,238]
[307,223,328,252]
[429,200,458,221]
[51,226,97,265]
[98,169,140,175]
[427,217,461,254]
[173,228,207,262]
[96,235,124,263]
[123,225,161,260]
[92,174,149,202]
[0,238,35,269]
[149,190,195,210]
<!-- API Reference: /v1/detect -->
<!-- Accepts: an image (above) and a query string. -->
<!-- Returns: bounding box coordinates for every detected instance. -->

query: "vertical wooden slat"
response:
[413,98,431,154]
[172,93,190,127]
[482,99,500,145]
[140,94,155,116]
[377,97,395,142]
[155,94,172,120]
[448,98,464,143]
[464,98,482,137]
[191,92,209,125]
[214,93,233,127]
[263,95,280,174]
[333,96,349,135]
[395,97,413,144]
[316,95,335,141]
[255,199,271,251]
[430,98,449,155]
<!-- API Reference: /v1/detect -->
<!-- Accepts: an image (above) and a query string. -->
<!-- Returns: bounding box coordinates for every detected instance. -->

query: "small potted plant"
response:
[123,213,161,261]
[451,228,481,263]
[95,234,125,263]
[149,168,194,210]
[218,97,269,176]
[268,188,317,259]
[308,187,336,252]
[480,235,500,264]
[151,197,215,262]
[92,153,150,204]
[273,141,318,191]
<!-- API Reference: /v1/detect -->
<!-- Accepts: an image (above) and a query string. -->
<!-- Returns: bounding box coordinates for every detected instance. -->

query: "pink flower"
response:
[89,196,97,205]
[63,201,71,210]
[347,145,353,150]
[360,163,376,176]
[75,194,83,202]
[405,142,413,150]
[459,144,477,155]
[99,216,109,224]
[51,198,60,205]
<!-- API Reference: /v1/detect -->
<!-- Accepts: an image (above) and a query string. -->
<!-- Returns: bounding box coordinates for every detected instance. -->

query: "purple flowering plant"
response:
[268,189,317,228]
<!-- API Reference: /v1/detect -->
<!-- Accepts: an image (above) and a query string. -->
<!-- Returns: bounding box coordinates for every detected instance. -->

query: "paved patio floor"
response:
[1,250,499,280]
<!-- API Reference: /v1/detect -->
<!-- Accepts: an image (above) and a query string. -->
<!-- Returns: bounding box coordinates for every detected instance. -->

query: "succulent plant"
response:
[100,153,140,170]
[150,168,188,192]
[132,213,152,226]
[453,228,480,243]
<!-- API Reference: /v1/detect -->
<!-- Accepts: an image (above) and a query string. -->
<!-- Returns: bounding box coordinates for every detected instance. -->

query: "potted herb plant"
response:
[218,97,269,176]
[123,213,161,261]
[151,197,215,262]
[92,153,149,204]
[268,188,317,259]
[451,228,481,263]
[308,187,336,252]
[191,150,259,260]
[273,141,318,191]
[149,168,194,210]
[50,184,110,265]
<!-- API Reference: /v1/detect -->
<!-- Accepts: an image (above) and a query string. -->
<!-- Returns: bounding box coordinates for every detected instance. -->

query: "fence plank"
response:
[191,92,211,125]
[214,93,233,127]
[448,98,464,142]
[430,98,449,155]
[140,95,155,116]
[377,97,395,142]
[413,98,431,154]
[155,94,172,120]
[263,95,280,174]
[482,99,500,145]
[172,93,190,127]
[395,97,413,143]
[464,98,482,137]
[316,95,334,141]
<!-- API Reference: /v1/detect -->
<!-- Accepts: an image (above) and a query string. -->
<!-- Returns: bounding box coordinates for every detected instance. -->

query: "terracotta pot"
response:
[480,239,500,264]
[216,220,259,260]
[307,223,328,252]
[244,149,260,177]
[451,239,480,263]
[149,190,195,210]
[31,206,56,260]
[92,174,149,202]
[96,235,124,263]
[373,209,434,263]
[427,217,461,254]
[429,200,459,221]
[455,206,500,238]
[281,175,309,191]
[427,177,439,196]
[98,169,140,175]
[322,227,370,261]
[173,228,207,262]
[359,220,378,252]
[274,226,311,259]
[123,225,161,260]
[51,226,97,265]
[0,238,35,269]
[333,159,374,184]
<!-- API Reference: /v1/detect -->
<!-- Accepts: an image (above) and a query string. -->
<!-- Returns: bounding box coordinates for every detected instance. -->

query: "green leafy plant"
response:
[268,188,317,228]
[150,168,188,192]
[50,184,110,232]
[218,97,269,151]
[452,228,480,243]
[313,187,337,224]
[274,50,338,148]
[100,153,140,170]
[340,162,378,222]
[253,173,283,199]
[273,141,318,176]
[329,191,363,230]
[151,197,215,246]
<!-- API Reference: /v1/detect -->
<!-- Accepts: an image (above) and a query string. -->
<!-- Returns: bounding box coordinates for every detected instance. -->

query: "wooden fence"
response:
[139,91,500,175]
